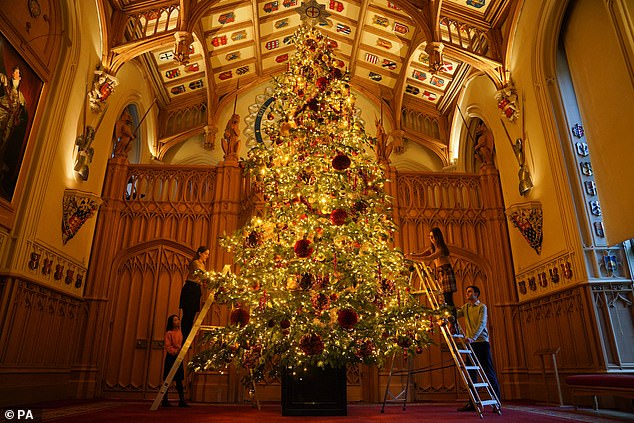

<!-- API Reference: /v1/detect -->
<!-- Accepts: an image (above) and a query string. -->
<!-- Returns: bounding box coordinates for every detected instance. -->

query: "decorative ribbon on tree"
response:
[506,202,543,254]
[61,189,102,244]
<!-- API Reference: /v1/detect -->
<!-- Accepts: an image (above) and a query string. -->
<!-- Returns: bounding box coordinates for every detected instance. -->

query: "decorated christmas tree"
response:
[192,24,437,384]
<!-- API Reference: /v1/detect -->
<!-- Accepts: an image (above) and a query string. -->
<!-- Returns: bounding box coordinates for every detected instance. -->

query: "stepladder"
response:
[381,262,501,418]
[412,262,501,418]
[150,265,262,411]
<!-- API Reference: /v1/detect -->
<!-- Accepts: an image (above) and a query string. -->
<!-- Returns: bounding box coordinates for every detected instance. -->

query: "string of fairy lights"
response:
[191,25,446,384]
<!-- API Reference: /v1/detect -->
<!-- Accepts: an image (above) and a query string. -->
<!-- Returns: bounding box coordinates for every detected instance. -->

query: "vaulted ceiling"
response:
[101,0,518,163]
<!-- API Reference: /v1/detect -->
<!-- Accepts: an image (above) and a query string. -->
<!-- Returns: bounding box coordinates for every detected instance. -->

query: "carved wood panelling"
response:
[119,165,216,250]
[24,240,87,296]
[0,279,85,368]
[439,17,490,57]
[393,171,510,397]
[514,253,577,301]
[592,281,634,369]
[104,245,197,393]
[518,286,597,372]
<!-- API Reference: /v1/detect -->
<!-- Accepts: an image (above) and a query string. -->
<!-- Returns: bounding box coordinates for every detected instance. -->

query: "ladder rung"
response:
[465,366,479,370]
[199,325,222,331]
[472,383,488,388]
[457,349,471,354]
[480,400,498,406]
[452,334,464,338]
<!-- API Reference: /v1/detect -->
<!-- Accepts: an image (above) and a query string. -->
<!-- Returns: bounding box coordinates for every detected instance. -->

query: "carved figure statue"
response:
[113,109,135,158]
[474,119,494,166]
[374,117,393,165]
[222,114,241,160]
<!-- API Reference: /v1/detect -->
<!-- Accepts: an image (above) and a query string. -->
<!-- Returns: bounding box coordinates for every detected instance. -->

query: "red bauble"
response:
[332,153,351,170]
[294,239,314,258]
[280,318,291,329]
[337,308,359,329]
[330,67,343,80]
[299,333,325,355]
[230,307,250,326]
[330,209,347,226]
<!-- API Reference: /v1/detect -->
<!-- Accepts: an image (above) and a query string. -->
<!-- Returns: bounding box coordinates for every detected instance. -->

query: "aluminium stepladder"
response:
[381,262,501,418]
[414,262,501,418]
[150,265,260,411]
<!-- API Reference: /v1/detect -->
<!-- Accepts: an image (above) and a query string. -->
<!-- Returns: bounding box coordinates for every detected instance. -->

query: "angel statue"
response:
[221,114,241,161]
[474,119,494,166]
[374,117,394,165]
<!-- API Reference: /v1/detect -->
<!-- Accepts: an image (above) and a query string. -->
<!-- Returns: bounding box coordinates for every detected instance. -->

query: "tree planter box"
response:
[281,365,347,416]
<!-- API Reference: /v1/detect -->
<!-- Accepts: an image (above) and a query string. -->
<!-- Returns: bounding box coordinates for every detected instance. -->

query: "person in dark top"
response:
[179,246,209,340]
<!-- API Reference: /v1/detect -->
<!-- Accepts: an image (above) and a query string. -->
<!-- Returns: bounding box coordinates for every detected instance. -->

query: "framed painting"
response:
[0,32,43,203]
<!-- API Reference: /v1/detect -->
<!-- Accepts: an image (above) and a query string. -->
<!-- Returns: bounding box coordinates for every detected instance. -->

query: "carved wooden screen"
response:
[103,243,191,397]
[92,161,513,402]
[393,171,504,399]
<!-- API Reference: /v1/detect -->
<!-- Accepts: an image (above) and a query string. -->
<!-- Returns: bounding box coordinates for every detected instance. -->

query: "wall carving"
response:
[518,286,596,375]
[515,253,576,301]
[0,278,85,368]
[591,281,634,369]
[25,240,87,295]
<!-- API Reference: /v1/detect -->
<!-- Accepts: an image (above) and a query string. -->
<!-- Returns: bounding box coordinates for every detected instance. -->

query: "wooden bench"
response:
[566,374,634,410]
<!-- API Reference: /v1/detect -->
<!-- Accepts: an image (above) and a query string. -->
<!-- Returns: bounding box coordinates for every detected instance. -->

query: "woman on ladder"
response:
[408,227,458,332]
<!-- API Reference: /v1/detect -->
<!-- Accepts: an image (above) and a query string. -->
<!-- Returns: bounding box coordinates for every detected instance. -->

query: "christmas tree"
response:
[192,25,437,384]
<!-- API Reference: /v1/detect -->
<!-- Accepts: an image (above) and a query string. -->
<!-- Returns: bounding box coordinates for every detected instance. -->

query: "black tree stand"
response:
[281,366,347,416]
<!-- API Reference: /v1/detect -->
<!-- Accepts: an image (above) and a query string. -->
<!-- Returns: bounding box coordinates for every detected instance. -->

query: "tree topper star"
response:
[296,0,331,26]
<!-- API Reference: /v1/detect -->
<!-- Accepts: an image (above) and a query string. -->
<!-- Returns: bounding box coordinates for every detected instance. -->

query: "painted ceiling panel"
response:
[260,14,303,34]
[360,31,408,57]
[258,0,301,17]
[200,5,253,31]
[214,64,256,84]
[206,27,253,52]
[110,0,511,148]
[211,46,256,67]
[445,0,491,13]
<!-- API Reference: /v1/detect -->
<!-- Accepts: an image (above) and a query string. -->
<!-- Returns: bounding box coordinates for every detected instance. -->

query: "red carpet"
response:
[36,401,631,422]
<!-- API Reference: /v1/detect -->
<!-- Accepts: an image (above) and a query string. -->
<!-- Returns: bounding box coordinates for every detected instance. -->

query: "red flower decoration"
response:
[332,153,351,170]
[330,209,347,226]
[316,77,329,90]
[294,239,313,258]
[230,307,250,326]
[280,318,291,329]
[337,308,359,329]
[299,333,325,355]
